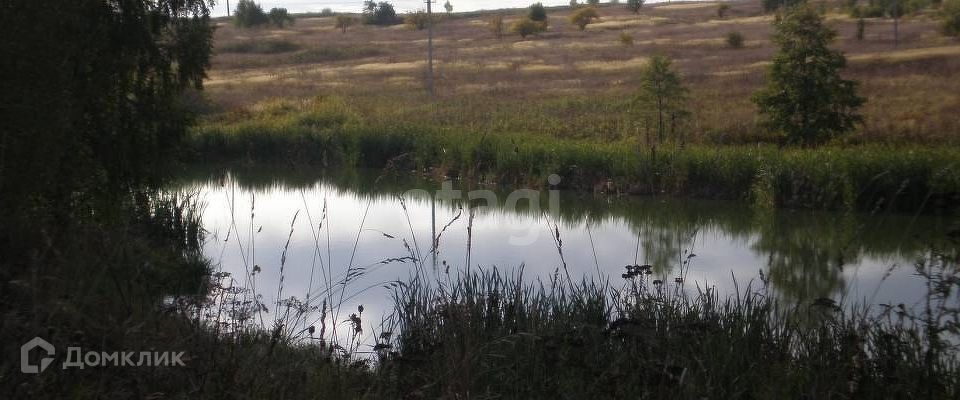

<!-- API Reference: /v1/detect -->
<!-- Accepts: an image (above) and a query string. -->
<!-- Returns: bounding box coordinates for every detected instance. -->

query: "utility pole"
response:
[426,0,435,98]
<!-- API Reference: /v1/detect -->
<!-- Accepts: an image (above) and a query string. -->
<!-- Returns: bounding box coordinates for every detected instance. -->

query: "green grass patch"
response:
[288,46,384,64]
[188,96,960,212]
[218,38,301,54]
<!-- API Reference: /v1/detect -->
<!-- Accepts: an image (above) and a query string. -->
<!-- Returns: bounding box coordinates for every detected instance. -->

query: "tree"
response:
[570,7,600,30]
[268,8,294,27]
[444,0,453,13]
[634,55,689,145]
[941,0,960,36]
[627,0,645,13]
[490,15,505,39]
[363,1,400,25]
[0,0,214,221]
[717,3,731,18]
[856,17,866,40]
[752,6,864,146]
[235,0,269,27]
[335,15,357,33]
[587,0,600,5]
[529,2,548,22]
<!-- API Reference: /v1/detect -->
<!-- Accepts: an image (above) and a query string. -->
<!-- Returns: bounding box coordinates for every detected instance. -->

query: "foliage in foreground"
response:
[381,259,960,398]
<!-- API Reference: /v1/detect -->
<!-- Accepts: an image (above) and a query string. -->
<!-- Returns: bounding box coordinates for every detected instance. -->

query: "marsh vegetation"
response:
[4,0,960,398]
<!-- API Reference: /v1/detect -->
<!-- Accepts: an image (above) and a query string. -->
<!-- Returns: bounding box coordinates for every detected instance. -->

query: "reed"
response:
[189,96,960,212]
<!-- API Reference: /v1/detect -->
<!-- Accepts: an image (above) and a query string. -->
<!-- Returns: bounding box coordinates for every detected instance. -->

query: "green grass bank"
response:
[189,96,960,212]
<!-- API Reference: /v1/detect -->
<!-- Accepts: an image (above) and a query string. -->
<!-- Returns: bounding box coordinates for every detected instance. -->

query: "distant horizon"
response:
[210,0,690,17]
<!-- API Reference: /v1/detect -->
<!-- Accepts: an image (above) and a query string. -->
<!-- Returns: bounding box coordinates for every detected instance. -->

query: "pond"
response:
[179,166,953,345]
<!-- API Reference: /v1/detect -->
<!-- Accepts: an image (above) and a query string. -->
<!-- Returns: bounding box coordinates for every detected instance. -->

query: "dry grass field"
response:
[201,0,960,144]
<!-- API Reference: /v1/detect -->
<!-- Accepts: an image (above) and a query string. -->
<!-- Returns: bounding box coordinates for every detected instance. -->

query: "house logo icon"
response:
[21,337,55,374]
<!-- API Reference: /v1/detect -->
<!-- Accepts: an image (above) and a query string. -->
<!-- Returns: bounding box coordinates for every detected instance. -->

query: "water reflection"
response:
[177,165,953,326]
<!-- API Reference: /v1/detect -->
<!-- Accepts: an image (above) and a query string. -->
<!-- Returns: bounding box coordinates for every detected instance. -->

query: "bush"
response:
[570,7,600,30]
[234,0,269,27]
[529,2,548,22]
[726,31,744,48]
[335,15,356,33]
[490,15,505,39]
[363,0,400,25]
[405,10,433,30]
[512,17,545,38]
[268,7,294,27]
[627,0,644,13]
[718,3,731,18]
[762,0,803,12]
[942,0,960,36]
[619,31,634,45]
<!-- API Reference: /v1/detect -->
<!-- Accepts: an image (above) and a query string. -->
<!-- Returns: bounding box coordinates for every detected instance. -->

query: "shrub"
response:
[490,15,505,39]
[570,7,600,30]
[753,6,864,146]
[942,0,960,36]
[512,17,544,38]
[627,0,644,13]
[268,7,294,27]
[234,0,269,27]
[529,2,548,22]
[405,10,433,30]
[762,0,802,12]
[363,0,400,25]
[726,31,744,48]
[619,31,634,45]
[335,15,356,33]
[718,3,731,18]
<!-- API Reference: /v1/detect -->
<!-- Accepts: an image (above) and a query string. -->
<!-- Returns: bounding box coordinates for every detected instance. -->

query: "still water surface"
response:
[181,168,950,343]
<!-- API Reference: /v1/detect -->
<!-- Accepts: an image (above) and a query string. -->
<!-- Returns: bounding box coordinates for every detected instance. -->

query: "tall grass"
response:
[379,254,960,398]
[189,96,960,212]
